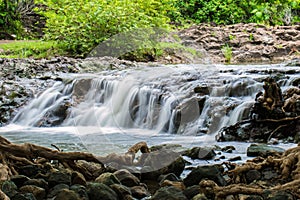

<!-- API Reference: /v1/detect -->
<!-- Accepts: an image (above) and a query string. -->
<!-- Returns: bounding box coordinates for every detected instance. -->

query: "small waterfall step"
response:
[11,64,300,135]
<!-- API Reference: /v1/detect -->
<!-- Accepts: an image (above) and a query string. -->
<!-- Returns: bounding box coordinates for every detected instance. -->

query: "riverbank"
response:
[1,23,300,64]
[0,136,299,199]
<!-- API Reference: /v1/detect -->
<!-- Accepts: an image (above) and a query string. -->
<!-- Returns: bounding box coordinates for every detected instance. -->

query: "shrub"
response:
[36,0,177,56]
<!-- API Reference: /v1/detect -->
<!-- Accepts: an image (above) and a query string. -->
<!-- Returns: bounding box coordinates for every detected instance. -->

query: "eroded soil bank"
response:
[178,23,300,64]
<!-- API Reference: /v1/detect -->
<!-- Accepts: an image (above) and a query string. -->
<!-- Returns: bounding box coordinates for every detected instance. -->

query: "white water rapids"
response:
[0,63,299,157]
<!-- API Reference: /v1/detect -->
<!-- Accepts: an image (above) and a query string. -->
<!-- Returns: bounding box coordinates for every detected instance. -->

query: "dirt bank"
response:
[178,23,300,63]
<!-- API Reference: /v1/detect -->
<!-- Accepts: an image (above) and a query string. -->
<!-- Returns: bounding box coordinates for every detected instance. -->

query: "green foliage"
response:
[0,0,23,37]
[0,41,66,58]
[36,0,177,56]
[173,0,300,25]
[249,0,300,25]
[120,41,199,62]
[172,0,249,24]
[222,44,232,64]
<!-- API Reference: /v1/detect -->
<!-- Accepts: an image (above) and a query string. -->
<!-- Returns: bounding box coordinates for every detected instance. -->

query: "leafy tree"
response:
[172,0,300,25]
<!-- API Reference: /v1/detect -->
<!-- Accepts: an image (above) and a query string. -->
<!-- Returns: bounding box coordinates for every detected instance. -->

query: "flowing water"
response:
[0,63,299,157]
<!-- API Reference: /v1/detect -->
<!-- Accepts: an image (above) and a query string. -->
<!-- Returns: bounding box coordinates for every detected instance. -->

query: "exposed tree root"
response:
[0,136,150,180]
[200,179,300,199]
[256,115,300,123]
[204,143,300,199]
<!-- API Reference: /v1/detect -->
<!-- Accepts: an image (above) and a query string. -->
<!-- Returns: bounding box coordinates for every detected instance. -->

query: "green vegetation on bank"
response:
[0,41,66,58]
[0,0,299,59]
[172,0,300,25]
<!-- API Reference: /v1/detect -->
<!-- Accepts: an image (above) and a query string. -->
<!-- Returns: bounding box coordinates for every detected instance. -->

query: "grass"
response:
[0,40,67,59]
[222,44,232,64]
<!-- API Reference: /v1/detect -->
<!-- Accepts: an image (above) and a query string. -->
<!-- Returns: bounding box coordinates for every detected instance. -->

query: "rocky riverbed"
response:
[0,137,299,200]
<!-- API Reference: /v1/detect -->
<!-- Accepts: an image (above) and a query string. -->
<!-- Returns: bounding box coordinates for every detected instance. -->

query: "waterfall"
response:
[11,64,299,135]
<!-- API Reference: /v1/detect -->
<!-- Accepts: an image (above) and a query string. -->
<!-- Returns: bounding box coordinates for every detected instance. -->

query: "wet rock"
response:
[110,184,132,199]
[160,180,185,190]
[70,184,88,200]
[2,180,18,198]
[11,193,36,200]
[192,193,208,200]
[86,182,119,200]
[47,184,69,198]
[221,146,236,153]
[262,168,279,180]
[19,165,41,178]
[173,97,206,133]
[130,185,150,199]
[71,171,86,186]
[48,171,71,187]
[247,144,285,157]
[141,151,185,180]
[263,190,294,200]
[77,160,105,179]
[183,165,226,187]
[194,86,209,95]
[19,185,46,200]
[246,170,261,184]
[158,173,180,184]
[95,172,120,186]
[245,195,263,200]
[113,169,140,187]
[150,144,186,154]
[183,147,216,160]
[151,186,188,200]
[54,189,80,200]
[23,179,48,191]
[183,185,201,199]
[11,175,30,188]
[35,99,71,127]
[227,156,242,161]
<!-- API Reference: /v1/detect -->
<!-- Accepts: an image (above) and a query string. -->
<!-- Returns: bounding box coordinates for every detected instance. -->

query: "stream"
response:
[0,63,299,160]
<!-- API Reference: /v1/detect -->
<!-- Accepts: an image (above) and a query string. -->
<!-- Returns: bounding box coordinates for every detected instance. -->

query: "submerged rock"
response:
[247,144,285,157]
[183,147,216,160]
